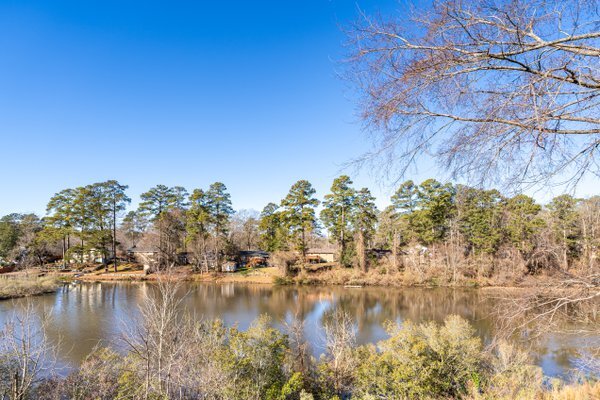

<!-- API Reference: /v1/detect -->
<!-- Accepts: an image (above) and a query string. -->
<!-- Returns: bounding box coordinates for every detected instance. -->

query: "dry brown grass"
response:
[0,276,59,300]
[543,381,600,400]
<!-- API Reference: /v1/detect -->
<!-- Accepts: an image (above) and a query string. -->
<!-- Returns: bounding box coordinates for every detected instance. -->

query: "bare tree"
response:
[0,302,58,400]
[345,0,600,188]
[494,279,599,376]
[229,210,260,251]
[121,274,190,399]
[284,313,313,378]
[321,309,357,397]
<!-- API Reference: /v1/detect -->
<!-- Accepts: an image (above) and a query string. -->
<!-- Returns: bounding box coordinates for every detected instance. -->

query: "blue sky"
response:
[0,0,594,216]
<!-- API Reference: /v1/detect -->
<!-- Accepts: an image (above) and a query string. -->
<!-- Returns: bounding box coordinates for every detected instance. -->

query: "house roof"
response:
[369,248,392,254]
[307,248,336,254]
[239,250,269,257]
[127,246,158,254]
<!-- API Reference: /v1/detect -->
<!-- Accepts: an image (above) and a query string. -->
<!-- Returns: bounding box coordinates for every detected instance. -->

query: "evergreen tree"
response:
[101,180,130,271]
[352,188,378,272]
[71,186,95,263]
[281,180,319,259]
[0,213,43,266]
[504,194,545,257]
[139,185,181,267]
[86,183,113,266]
[456,187,504,255]
[412,179,455,245]
[44,188,77,267]
[172,186,190,210]
[258,203,286,252]
[207,182,234,270]
[391,180,418,213]
[186,189,213,271]
[548,194,580,269]
[390,180,421,246]
[122,210,148,249]
[320,176,356,267]
[0,214,21,260]
[139,185,180,218]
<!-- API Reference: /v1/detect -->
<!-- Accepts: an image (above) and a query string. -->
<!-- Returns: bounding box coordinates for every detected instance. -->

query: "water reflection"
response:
[0,282,596,378]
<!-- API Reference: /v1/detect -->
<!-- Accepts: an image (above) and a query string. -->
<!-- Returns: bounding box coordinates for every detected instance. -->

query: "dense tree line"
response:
[375,179,600,284]
[0,177,599,283]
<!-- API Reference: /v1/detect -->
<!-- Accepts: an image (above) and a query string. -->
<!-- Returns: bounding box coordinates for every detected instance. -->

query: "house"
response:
[238,250,269,267]
[305,248,336,263]
[126,246,158,267]
[222,261,237,272]
[70,248,114,264]
[368,248,392,259]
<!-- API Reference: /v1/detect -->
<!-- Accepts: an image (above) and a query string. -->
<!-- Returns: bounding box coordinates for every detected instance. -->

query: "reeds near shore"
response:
[0,276,59,300]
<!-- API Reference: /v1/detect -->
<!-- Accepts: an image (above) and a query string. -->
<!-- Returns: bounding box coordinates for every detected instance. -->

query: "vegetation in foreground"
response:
[0,276,59,300]
[0,281,598,400]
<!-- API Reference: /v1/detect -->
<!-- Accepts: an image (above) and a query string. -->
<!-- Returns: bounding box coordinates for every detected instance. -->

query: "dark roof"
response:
[239,250,269,257]
[369,248,392,254]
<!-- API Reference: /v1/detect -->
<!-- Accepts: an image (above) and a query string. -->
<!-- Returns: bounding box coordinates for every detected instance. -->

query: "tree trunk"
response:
[392,229,399,271]
[80,236,84,265]
[62,236,66,269]
[113,200,118,272]
[357,231,367,272]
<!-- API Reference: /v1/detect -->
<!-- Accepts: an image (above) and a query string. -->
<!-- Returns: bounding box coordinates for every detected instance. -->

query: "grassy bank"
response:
[0,276,60,300]
[45,262,570,289]
[71,265,281,284]
[282,266,482,288]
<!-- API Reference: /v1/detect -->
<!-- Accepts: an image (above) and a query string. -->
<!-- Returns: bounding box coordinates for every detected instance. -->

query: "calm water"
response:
[0,282,597,378]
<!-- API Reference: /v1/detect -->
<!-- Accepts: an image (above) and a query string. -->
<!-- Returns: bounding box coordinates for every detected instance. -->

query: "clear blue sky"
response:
[0,0,593,216]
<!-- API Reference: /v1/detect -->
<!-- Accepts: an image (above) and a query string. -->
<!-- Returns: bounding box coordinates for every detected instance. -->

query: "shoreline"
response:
[2,265,570,293]
[0,275,61,300]
[57,270,546,292]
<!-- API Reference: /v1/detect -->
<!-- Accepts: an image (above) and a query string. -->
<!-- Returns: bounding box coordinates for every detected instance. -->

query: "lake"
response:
[0,282,596,378]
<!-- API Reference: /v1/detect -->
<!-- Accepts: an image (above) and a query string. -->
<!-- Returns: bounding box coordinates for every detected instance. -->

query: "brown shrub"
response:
[270,251,299,276]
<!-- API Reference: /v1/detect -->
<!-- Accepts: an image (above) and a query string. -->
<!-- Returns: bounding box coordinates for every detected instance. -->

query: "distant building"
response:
[70,248,114,264]
[126,246,158,267]
[238,250,269,267]
[368,248,392,259]
[222,261,237,272]
[305,248,336,263]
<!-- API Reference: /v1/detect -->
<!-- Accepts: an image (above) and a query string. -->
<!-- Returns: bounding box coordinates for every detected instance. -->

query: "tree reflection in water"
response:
[0,282,596,378]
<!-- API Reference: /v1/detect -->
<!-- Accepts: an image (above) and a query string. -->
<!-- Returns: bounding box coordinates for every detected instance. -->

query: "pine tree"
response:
[139,185,181,268]
[504,194,545,257]
[352,188,378,272]
[390,180,421,252]
[412,179,455,245]
[548,194,581,270]
[456,187,504,255]
[206,182,234,270]
[100,180,130,272]
[86,183,113,267]
[281,180,319,260]
[320,176,356,267]
[44,188,77,267]
[258,203,286,252]
[186,189,213,271]
[0,214,21,260]
[71,186,95,264]
[122,210,148,249]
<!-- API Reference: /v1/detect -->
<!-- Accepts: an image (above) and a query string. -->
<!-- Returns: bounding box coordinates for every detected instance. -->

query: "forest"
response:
[0,175,597,288]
